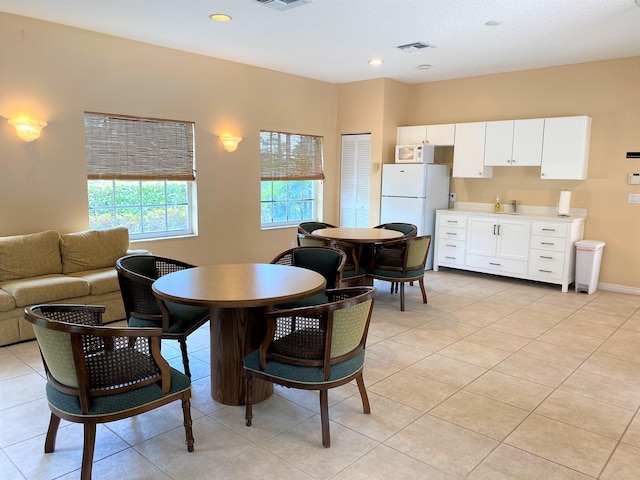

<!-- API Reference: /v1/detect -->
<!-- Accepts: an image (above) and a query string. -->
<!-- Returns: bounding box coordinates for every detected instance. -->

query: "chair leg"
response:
[399,282,405,311]
[182,395,195,452]
[178,339,191,378]
[81,424,96,480]
[245,374,253,427]
[44,413,61,453]
[419,278,428,304]
[356,372,370,414]
[319,389,330,448]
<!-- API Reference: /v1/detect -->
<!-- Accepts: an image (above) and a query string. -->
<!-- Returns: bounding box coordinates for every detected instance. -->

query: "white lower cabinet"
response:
[434,211,585,292]
[466,217,530,274]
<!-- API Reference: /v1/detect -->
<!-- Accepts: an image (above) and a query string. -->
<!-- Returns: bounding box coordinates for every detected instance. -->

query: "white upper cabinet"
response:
[426,124,455,145]
[540,116,591,180]
[453,122,492,178]
[484,118,544,166]
[396,125,427,145]
[397,124,455,145]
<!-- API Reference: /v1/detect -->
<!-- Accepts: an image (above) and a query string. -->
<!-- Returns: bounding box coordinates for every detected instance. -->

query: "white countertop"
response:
[439,202,587,222]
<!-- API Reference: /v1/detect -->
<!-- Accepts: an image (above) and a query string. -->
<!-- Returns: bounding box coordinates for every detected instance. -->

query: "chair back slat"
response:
[32,323,78,388]
[330,299,373,358]
[271,246,346,289]
[406,236,431,270]
[298,222,336,234]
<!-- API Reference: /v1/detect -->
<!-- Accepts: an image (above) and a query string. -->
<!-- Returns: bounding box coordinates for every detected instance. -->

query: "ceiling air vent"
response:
[253,0,311,11]
[396,42,437,53]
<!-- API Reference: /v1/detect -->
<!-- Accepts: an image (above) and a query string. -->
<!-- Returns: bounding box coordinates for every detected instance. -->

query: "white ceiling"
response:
[2,0,640,84]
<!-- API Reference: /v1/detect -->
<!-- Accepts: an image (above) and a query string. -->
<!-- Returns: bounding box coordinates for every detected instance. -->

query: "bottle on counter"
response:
[494,197,501,212]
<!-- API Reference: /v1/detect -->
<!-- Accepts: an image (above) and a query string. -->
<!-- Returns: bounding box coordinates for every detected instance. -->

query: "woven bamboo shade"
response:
[85,112,195,181]
[260,131,325,181]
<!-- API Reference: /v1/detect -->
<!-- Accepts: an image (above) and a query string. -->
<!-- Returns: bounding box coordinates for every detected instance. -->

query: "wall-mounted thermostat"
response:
[628,173,640,185]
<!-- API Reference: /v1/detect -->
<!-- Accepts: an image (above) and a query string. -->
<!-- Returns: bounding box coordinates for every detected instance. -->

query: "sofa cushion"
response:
[60,227,130,274]
[0,289,16,312]
[0,230,62,281]
[0,275,90,307]
[69,268,119,296]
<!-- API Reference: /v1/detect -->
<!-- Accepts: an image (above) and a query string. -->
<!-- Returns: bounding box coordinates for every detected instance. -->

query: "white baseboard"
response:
[597,282,640,296]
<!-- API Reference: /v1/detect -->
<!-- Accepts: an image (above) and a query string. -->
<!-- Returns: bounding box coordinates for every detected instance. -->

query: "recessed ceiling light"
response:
[485,20,501,26]
[368,58,384,66]
[210,13,232,22]
[418,64,431,70]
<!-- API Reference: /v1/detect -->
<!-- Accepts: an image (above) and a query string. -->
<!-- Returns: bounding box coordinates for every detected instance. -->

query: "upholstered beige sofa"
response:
[0,227,145,346]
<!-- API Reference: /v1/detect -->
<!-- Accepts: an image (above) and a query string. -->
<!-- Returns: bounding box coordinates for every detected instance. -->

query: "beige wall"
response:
[0,13,338,265]
[407,58,640,289]
[1,12,638,290]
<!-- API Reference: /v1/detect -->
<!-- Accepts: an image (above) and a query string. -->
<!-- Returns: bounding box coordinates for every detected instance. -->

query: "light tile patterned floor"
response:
[2,270,640,479]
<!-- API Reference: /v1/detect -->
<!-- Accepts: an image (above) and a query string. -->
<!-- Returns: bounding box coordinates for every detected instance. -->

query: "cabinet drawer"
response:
[438,227,467,241]
[466,254,528,275]
[530,235,566,252]
[439,215,468,229]
[531,222,567,238]
[437,239,466,265]
[529,250,565,280]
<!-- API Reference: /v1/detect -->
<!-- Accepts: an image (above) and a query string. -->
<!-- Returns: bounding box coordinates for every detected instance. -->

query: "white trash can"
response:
[575,240,606,294]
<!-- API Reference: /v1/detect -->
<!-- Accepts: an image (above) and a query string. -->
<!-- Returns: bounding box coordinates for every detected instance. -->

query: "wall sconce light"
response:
[8,117,48,142]
[219,135,242,152]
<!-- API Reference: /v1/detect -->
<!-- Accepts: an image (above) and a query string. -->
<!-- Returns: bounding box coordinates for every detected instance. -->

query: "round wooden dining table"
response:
[152,263,326,406]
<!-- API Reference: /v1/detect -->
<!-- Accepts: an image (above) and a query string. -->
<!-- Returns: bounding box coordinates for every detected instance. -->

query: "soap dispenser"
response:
[494,196,501,212]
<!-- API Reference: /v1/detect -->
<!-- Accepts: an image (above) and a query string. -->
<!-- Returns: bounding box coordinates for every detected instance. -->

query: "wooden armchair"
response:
[24,304,194,480]
[116,254,210,378]
[368,235,432,311]
[243,287,376,447]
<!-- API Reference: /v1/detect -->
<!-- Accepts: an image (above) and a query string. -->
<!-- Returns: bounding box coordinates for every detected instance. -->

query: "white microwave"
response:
[395,144,434,164]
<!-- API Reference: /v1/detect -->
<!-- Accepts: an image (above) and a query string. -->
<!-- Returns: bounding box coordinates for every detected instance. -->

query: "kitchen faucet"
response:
[511,200,517,213]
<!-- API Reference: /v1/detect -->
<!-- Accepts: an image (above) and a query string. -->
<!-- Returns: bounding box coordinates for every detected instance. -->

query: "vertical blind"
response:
[84,112,195,181]
[260,131,325,181]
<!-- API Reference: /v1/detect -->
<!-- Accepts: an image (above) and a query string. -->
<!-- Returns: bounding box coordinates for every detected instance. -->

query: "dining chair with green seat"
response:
[368,234,432,311]
[24,304,194,480]
[270,246,346,307]
[297,221,337,235]
[116,254,210,378]
[243,286,376,448]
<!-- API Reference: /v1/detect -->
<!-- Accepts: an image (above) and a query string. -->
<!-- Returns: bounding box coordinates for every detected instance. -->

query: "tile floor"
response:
[2,269,640,479]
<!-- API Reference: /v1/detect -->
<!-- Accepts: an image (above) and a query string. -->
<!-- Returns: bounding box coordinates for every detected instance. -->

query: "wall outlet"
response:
[628,194,640,204]
[449,192,456,202]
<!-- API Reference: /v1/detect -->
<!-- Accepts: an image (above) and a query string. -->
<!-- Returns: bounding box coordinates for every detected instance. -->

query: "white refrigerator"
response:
[380,163,450,269]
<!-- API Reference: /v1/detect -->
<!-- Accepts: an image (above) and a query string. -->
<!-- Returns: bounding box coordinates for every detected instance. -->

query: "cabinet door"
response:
[496,219,530,261]
[512,118,543,166]
[467,217,497,256]
[397,125,427,145]
[540,116,591,180]
[484,120,514,166]
[426,124,455,145]
[453,122,492,178]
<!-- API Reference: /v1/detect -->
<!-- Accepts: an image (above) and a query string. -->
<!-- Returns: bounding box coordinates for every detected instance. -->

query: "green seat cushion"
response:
[342,267,366,278]
[243,349,365,385]
[46,368,190,418]
[369,267,425,280]
[129,302,208,333]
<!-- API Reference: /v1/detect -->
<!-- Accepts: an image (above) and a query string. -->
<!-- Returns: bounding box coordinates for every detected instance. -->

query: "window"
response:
[260,131,324,227]
[84,112,195,239]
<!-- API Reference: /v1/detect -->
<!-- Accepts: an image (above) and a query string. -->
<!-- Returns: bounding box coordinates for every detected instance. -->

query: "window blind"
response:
[260,131,325,181]
[85,112,195,181]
